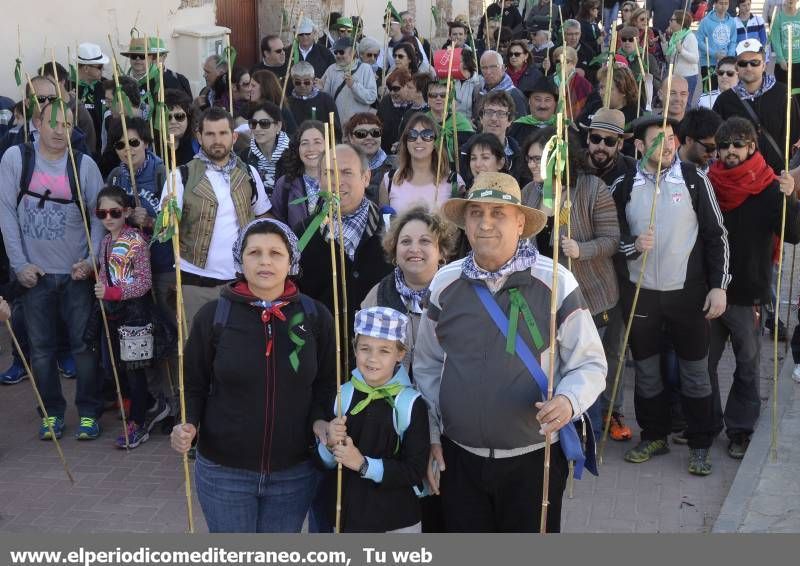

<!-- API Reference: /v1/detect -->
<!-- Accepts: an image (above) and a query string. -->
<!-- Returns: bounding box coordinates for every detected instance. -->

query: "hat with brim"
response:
[628,113,680,141]
[442,172,547,239]
[523,75,558,98]
[77,43,109,65]
[297,18,314,35]
[333,37,354,51]
[335,17,353,30]
[585,107,633,138]
[121,37,168,56]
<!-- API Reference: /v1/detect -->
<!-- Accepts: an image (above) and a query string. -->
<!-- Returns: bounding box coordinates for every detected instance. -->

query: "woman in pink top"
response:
[378,113,464,214]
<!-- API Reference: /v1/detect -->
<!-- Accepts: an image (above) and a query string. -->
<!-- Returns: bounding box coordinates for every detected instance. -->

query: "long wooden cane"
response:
[381,10,391,96]
[108,46,142,209]
[329,115,350,379]
[599,63,676,462]
[435,46,456,198]
[771,26,793,462]
[143,35,156,145]
[225,32,234,116]
[45,51,130,448]
[705,37,712,93]
[17,25,28,143]
[786,248,796,356]
[280,11,304,110]
[604,26,618,107]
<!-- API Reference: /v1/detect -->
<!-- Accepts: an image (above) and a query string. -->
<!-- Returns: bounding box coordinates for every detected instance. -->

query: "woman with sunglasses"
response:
[377,69,412,154]
[663,10,700,108]
[392,42,420,76]
[378,114,464,215]
[151,88,198,167]
[629,7,665,73]
[238,101,290,200]
[617,26,660,97]
[505,40,544,94]
[618,1,638,31]
[345,113,396,204]
[272,121,326,228]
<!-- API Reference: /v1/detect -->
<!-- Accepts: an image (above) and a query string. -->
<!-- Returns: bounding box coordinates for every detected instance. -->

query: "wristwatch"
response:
[358,458,369,477]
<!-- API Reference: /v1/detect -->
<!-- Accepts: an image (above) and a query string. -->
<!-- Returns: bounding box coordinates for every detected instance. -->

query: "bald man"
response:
[661,75,690,123]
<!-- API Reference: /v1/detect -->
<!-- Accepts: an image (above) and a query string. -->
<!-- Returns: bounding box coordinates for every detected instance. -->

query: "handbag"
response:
[471,283,598,479]
[118,323,154,362]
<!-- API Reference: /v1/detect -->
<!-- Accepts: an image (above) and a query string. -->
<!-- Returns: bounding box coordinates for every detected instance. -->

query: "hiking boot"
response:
[727,435,750,460]
[606,412,633,441]
[688,448,712,475]
[793,364,800,384]
[624,439,669,463]
[0,360,28,385]
[144,396,170,433]
[75,416,100,440]
[57,355,76,379]
[672,430,689,445]
[39,416,65,440]
[115,422,149,449]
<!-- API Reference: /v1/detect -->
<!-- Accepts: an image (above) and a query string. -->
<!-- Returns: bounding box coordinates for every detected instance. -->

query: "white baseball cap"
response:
[77,43,109,66]
[297,18,314,35]
[736,39,764,57]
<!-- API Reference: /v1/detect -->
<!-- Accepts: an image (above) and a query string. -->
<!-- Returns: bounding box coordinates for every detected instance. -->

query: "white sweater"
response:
[674,32,700,78]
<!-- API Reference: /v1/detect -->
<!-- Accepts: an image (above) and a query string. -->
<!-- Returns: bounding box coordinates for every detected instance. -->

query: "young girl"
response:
[93,185,153,449]
[317,307,430,532]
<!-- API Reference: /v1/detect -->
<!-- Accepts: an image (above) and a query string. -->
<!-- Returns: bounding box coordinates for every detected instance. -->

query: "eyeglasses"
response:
[407,128,436,142]
[526,154,543,164]
[717,139,750,150]
[168,112,187,122]
[338,28,350,34]
[334,49,346,56]
[621,37,636,43]
[589,133,620,147]
[95,208,124,219]
[428,92,447,99]
[114,138,142,151]
[128,54,146,61]
[36,95,58,104]
[508,51,525,58]
[362,52,379,59]
[693,139,717,153]
[737,59,762,68]
[717,70,737,77]
[249,119,277,129]
[481,109,510,119]
[294,79,313,86]
[353,128,382,139]
[480,64,501,71]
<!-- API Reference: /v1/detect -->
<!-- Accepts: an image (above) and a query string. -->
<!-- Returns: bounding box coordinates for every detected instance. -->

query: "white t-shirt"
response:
[161,162,271,280]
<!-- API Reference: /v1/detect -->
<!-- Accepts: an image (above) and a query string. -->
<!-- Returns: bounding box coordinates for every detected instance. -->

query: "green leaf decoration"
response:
[14,58,23,87]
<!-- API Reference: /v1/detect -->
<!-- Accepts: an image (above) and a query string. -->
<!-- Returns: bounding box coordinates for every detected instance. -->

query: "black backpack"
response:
[17,142,84,208]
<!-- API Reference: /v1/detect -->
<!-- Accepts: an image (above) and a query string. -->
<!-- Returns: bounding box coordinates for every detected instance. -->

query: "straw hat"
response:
[121,37,168,57]
[442,172,547,239]
[586,108,633,138]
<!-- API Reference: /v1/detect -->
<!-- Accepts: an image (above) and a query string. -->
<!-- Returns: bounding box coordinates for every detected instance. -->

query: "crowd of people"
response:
[1,0,800,534]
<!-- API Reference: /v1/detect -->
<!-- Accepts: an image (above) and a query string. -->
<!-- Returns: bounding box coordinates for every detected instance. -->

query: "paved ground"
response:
[0,245,797,533]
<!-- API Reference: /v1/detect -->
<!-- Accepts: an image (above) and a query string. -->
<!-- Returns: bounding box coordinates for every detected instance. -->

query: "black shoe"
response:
[727,435,750,459]
[144,396,170,433]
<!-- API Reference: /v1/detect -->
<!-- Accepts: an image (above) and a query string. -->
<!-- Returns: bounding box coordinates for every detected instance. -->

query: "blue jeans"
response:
[22,274,100,418]
[685,74,699,109]
[603,4,620,47]
[195,453,319,533]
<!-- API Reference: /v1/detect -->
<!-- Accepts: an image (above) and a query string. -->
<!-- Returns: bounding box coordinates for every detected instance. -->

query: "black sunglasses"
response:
[589,133,619,147]
[36,95,58,104]
[717,139,750,150]
[737,59,762,68]
[128,54,146,61]
[114,138,142,151]
[168,112,187,122]
[407,128,436,142]
[334,49,346,55]
[717,70,737,77]
[95,208,124,220]
[294,79,313,86]
[693,139,717,153]
[428,92,447,99]
[508,51,525,58]
[621,37,636,43]
[353,128,382,139]
[249,118,277,129]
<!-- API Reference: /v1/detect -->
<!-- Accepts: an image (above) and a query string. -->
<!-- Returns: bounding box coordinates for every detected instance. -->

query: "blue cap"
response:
[354,307,409,343]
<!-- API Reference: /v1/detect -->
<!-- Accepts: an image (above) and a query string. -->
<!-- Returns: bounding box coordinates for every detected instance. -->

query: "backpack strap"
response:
[17,143,35,206]
[391,386,421,441]
[17,143,82,208]
[386,168,396,197]
[298,294,318,321]
[211,296,232,348]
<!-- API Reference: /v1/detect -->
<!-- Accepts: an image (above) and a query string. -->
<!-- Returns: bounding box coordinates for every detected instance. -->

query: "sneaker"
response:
[115,422,149,449]
[0,360,28,385]
[688,448,712,475]
[793,364,800,384]
[727,436,750,460]
[57,355,76,379]
[144,397,170,433]
[672,430,689,445]
[75,416,101,440]
[606,412,633,441]
[39,416,65,440]
[624,438,670,463]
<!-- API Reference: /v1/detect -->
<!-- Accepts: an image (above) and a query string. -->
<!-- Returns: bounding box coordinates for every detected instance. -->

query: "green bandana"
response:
[349,377,405,415]
[666,29,690,58]
[513,114,557,127]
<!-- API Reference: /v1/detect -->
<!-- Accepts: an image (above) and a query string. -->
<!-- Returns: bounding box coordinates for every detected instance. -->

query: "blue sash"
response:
[471,283,598,479]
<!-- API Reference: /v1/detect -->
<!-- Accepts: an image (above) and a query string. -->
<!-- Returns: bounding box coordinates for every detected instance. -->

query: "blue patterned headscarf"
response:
[232,218,300,276]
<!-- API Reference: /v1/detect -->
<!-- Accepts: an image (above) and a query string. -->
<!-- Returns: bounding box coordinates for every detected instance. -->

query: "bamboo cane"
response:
[540,107,565,534]
[45,50,130,448]
[167,133,196,533]
[226,32,234,116]
[280,11,304,110]
[771,25,793,463]
[155,27,168,161]
[633,36,647,117]
[435,46,456,198]
[18,25,28,143]
[604,26,618,107]
[323,124,344,533]
[329,114,350,380]
[705,37,712,93]
[451,84,461,181]
[73,44,80,130]
[561,53,572,272]
[4,318,74,483]
[381,10,391,96]
[143,34,156,145]
[599,63,676,463]
[786,247,796,356]
[279,0,286,39]
[107,44,142,209]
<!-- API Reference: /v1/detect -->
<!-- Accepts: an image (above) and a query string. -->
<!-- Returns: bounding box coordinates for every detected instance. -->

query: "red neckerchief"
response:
[231,279,299,356]
[707,152,776,212]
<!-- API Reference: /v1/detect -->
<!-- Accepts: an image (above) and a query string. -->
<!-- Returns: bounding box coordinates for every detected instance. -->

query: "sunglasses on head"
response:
[294,79,313,86]
[334,49,346,55]
[717,70,737,77]
[589,133,619,147]
[737,59,762,68]
[407,128,436,142]
[95,208,124,220]
[249,118,276,129]
[128,54,146,61]
[168,112,187,122]
[353,128,381,139]
[717,139,750,150]
[114,138,142,151]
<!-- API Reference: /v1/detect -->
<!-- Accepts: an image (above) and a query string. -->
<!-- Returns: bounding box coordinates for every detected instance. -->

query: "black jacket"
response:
[287,93,341,140]
[299,44,336,78]
[184,283,335,473]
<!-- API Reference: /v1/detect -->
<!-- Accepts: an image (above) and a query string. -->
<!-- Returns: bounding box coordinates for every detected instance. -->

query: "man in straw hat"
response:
[414,171,606,532]
[610,114,730,476]
[121,36,192,100]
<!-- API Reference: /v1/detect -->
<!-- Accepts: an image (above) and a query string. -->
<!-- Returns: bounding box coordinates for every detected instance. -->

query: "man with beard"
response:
[585,108,636,187]
[677,108,724,172]
[706,117,800,458]
[162,107,271,329]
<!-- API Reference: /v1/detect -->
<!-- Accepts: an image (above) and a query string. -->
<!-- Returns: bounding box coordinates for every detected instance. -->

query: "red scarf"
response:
[707,152,776,212]
[508,64,526,87]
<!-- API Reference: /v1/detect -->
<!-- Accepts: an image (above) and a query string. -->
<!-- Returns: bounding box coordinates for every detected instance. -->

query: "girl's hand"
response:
[131,207,148,227]
[94,282,106,299]
[333,437,365,472]
[326,416,347,448]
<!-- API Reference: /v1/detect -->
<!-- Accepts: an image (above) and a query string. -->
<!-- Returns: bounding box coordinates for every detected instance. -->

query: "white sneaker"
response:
[792,364,800,383]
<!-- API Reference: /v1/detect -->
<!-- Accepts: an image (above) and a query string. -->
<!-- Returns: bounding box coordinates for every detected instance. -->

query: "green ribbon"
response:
[113,84,135,117]
[431,6,441,28]
[386,1,401,23]
[291,37,300,66]
[223,45,237,70]
[14,58,22,87]
[638,131,665,169]
[152,100,168,132]
[288,311,305,372]
[514,114,557,127]
[151,197,181,244]
[506,288,544,356]
[26,93,37,119]
[349,377,405,415]
[666,29,690,58]
[541,134,567,211]
[293,191,339,252]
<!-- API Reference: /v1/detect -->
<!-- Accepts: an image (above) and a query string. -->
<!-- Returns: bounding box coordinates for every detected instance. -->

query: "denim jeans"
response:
[602,4,620,47]
[195,453,319,533]
[22,274,100,418]
[9,298,73,366]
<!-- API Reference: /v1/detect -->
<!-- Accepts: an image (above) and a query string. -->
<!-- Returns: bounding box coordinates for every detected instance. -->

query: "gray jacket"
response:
[321,60,378,125]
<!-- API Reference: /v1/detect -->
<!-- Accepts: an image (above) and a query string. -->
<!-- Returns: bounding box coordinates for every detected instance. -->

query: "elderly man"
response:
[399,10,431,64]
[413,171,606,532]
[295,18,334,78]
[252,34,288,81]
[559,19,598,82]
[611,115,730,476]
[507,76,558,146]
[660,75,690,122]
[198,55,227,110]
[76,43,109,148]
[287,62,341,137]
[473,50,528,119]
[321,37,378,125]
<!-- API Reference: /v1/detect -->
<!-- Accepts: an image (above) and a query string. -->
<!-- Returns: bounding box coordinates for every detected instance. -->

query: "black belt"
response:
[593,309,611,328]
[180,271,231,288]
